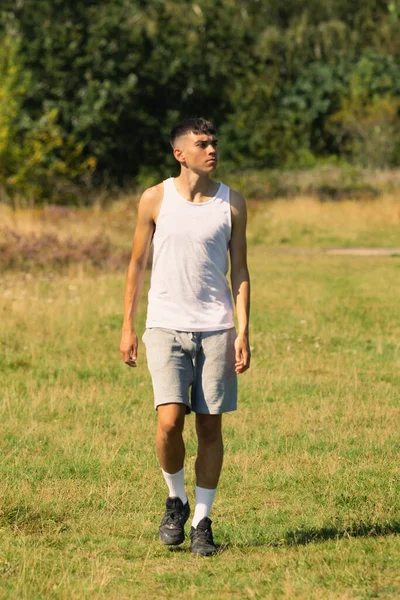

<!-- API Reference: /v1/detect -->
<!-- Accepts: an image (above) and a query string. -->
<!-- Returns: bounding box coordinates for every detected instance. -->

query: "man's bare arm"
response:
[229,190,251,374]
[120,185,162,367]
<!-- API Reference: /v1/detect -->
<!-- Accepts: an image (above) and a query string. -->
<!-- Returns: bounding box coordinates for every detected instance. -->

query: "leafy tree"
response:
[0,20,94,204]
[0,0,399,201]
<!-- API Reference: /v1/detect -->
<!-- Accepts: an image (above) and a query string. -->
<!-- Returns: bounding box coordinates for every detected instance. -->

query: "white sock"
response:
[161,467,188,505]
[191,486,217,528]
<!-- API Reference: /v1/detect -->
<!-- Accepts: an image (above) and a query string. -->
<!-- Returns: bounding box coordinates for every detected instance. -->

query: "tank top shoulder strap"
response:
[162,177,175,196]
[215,182,230,205]
[158,177,178,220]
[215,182,232,232]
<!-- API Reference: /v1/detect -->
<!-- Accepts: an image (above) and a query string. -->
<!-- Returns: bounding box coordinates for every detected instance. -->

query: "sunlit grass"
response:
[247,194,400,248]
[0,198,400,598]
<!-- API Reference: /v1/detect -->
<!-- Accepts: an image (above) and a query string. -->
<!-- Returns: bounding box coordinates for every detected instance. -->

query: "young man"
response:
[120,118,250,556]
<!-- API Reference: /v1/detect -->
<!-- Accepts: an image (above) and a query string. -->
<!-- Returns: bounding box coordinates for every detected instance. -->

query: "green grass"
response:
[1,206,400,598]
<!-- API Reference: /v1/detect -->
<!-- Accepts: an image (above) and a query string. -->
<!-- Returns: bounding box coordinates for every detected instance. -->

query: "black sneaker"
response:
[190,517,217,556]
[159,497,190,545]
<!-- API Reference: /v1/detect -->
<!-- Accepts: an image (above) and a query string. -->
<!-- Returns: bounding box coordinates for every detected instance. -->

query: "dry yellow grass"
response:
[261,193,400,231]
[2,193,400,258]
[247,194,400,248]
[0,196,137,251]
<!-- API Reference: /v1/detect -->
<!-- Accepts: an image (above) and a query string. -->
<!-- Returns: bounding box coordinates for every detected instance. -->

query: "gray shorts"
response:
[142,328,238,415]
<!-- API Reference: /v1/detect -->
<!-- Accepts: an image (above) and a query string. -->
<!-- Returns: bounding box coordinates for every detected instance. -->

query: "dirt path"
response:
[325,248,400,256]
[269,248,400,256]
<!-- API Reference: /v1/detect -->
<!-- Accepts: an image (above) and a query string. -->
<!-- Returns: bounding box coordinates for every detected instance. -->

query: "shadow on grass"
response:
[166,522,400,553]
[168,544,230,556]
[283,520,400,546]
[168,546,187,553]
[227,521,400,550]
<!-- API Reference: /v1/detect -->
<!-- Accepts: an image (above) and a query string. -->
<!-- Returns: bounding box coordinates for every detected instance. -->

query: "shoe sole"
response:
[159,531,185,545]
[190,547,216,556]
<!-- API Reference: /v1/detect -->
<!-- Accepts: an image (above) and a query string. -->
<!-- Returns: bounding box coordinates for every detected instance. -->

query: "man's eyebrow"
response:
[195,138,218,145]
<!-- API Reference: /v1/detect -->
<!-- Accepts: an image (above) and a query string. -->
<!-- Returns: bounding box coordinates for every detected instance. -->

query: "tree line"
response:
[1,0,399,203]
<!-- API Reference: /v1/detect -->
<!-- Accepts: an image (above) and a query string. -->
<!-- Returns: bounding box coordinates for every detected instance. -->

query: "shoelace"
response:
[194,527,214,544]
[162,509,186,527]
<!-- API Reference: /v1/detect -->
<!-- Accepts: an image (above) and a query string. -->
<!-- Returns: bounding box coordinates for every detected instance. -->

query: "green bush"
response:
[0,28,96,205]
[329,95,400,168]
[328,52,400,167]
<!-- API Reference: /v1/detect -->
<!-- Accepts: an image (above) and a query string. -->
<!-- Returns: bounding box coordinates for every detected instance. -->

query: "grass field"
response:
[1,196,400,598]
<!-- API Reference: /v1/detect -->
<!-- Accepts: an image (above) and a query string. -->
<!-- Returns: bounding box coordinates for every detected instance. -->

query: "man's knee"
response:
[157,404,186,438]
[196,414,222,444]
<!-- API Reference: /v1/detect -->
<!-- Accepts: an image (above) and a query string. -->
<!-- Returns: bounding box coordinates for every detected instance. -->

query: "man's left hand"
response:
[234,333,251,374]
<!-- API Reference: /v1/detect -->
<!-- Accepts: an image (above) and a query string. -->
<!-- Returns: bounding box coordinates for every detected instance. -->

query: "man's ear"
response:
[173,146,185,164]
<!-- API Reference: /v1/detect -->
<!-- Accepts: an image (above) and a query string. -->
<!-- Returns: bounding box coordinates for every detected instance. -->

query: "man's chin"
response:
[193,164,218,176]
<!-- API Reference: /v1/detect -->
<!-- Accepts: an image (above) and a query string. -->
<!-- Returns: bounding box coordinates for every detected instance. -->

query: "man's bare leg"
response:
[156,403,186,472]
[195,414,223,489]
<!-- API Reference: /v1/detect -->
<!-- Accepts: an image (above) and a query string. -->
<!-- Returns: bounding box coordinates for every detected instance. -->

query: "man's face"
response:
[174,131,218,173]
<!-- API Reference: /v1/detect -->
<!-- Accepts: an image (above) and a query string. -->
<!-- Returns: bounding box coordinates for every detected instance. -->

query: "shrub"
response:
[0,227,129,271]
[0,27,96,205]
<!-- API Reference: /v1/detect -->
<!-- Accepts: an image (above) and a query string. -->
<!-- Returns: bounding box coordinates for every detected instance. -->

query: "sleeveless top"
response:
[146,177,235,332]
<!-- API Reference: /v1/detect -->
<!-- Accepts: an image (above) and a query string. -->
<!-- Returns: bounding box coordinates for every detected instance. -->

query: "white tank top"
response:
[146,177,235,332]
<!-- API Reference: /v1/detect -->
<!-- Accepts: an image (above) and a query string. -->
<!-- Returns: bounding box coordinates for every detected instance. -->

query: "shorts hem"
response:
[192,405,237,415]
[155,399,192,414]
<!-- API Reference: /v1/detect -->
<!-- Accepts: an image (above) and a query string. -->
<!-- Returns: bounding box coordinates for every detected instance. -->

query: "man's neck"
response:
[174,170,218,203]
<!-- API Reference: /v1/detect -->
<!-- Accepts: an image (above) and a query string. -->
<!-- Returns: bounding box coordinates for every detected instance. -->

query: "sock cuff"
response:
[161,467,187,505]
[195,485,217,496]
[191,486,217,528]
[162,467,184,478]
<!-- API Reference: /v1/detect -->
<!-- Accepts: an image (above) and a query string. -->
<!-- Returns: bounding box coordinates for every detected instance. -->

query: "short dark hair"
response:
[170,117,216,148]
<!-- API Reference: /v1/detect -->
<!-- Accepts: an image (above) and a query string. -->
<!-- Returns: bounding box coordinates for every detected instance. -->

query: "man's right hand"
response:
[120,329,138,368]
